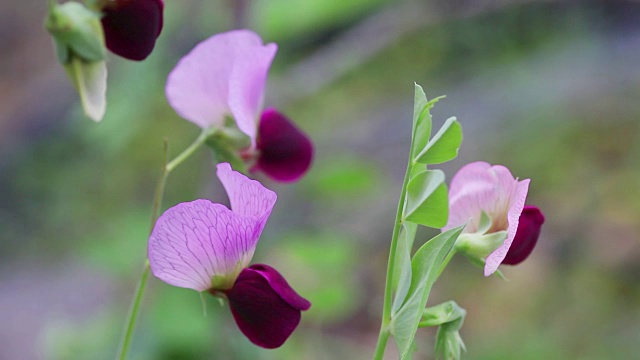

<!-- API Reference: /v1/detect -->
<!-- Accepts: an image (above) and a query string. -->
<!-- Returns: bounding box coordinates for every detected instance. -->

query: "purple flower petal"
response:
[165,30,276,137]
[254,108,314,183]
[228,43,278,145]
[223,264,311,349]
[101,0,163,61]
[216,162,277,236]
[442,161,530,276]
[148,164,277,291]
[502,205,545,265]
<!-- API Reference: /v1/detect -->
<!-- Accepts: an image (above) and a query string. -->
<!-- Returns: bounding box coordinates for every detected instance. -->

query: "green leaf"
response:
[404,169,449,228]
[63,57,107,122]
[415,117,462,165]
[390,225,465,360]
[392,222,418,315]
[410,84,445,160]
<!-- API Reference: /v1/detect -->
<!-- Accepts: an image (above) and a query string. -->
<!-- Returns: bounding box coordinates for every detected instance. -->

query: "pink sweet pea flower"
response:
[148,163,310,348]
[443,161,544,276]
[101,0,164,61]
[165,30,313,182]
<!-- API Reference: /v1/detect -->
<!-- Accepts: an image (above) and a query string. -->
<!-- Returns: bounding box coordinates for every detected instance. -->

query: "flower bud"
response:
[45,2,106,64]
[45,2,107,121]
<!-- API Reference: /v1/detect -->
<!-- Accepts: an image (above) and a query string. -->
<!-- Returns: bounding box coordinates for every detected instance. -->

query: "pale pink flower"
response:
[443,161,531,276]
[165,30,313,182]
[165,30,277,144]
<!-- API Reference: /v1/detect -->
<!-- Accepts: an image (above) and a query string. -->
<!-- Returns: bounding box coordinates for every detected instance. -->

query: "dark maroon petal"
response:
[255,108,313,183]
[223,264,311,349]
[101,0,164,61]
[502,205,545,265]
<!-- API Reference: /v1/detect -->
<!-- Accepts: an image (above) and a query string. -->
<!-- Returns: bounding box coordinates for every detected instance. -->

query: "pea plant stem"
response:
[115,129,210,360]
[372,158,414,360]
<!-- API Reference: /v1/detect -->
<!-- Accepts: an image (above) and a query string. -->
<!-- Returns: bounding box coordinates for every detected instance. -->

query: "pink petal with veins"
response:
[484,177,529,276]
[216,162,277,236]
[148,164,276,291]
[442,161,530,276]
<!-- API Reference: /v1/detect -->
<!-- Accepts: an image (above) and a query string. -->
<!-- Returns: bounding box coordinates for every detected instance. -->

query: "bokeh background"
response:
[2,0,640,359]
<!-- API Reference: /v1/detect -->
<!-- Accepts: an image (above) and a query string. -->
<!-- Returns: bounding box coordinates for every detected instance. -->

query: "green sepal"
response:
[63,56,107,121]
[389,224,465,360]
[217,126,252,150]
[210,274,234,291]
[45,1,106,64]
[476,211,492,235]
[464,256,508,280]
[206,135,249,174]
[455,230,507,260]
[403,169,449,228]
[415,117,462,165]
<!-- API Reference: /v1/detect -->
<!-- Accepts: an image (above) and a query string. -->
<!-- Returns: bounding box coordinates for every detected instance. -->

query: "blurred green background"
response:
[2,0,640,359]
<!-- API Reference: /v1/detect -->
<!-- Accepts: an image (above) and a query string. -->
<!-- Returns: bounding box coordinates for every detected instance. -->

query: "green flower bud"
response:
[45,1,106,64]
[45,2,107,121]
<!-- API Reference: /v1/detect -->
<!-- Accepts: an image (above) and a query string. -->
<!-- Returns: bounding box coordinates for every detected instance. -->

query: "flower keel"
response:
[254,109,314,183]
[223,264,311,349]
[502,205,545,265]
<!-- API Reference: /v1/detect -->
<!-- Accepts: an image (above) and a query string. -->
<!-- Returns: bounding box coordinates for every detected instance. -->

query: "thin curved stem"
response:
[115,129,210,360]
[116,261,150,360]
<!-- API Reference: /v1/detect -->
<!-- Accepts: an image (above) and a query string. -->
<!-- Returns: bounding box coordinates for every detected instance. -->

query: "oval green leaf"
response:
[415,117,462,165]
[404,169,449,228]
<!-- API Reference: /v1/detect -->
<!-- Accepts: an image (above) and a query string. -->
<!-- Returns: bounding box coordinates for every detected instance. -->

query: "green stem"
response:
[373,160,414,360]
[115,129,210,360]
[166,130,212,172]
[116,261,150,360]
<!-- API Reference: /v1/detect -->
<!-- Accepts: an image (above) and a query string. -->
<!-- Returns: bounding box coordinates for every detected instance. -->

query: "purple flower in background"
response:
[148,163,310,348]
[101,0,164,61]
[442,161,544,276]
[165,30,313,182]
